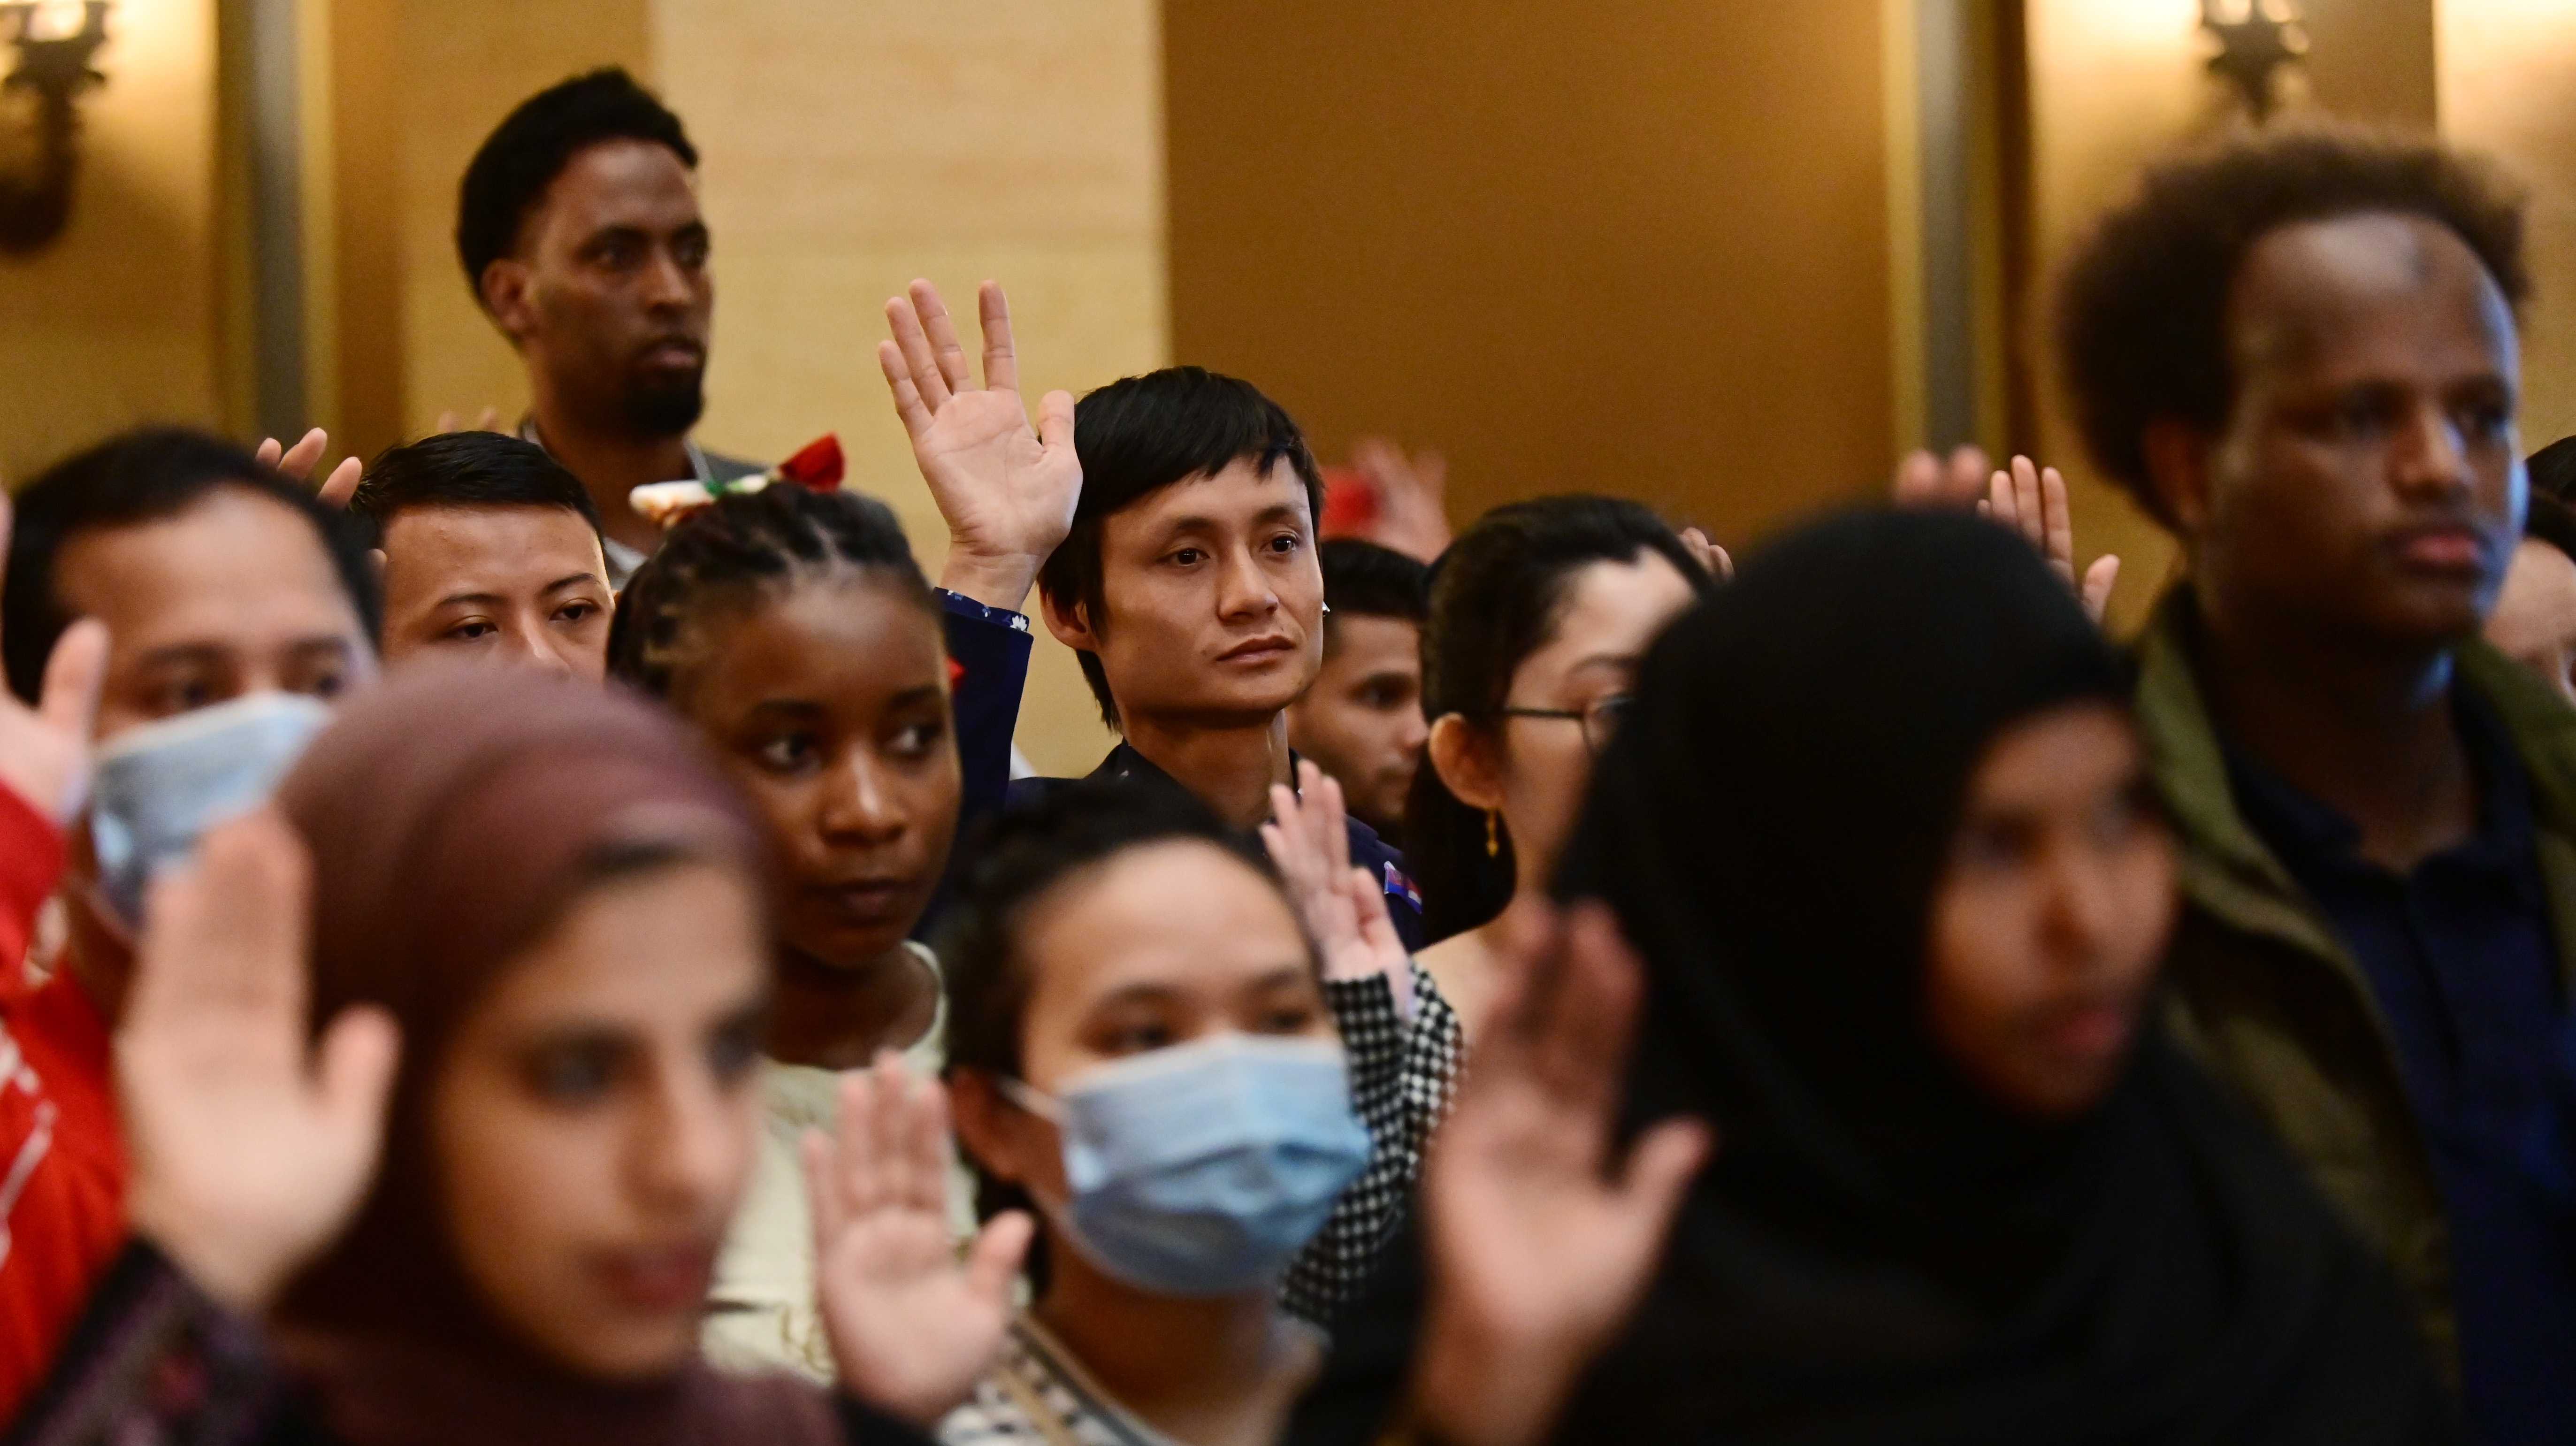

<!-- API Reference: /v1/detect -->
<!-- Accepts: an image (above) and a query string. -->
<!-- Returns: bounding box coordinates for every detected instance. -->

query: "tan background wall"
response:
[1160,0,1897,545]
[0,0,225,481]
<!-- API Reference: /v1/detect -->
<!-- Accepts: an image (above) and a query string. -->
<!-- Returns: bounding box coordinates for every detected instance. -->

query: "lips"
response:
[2033,995,2137,1064]
[638,338,706,371]
[2388,525,2490,575]
[1217,635,1296,665]
[592,1241,718,1314]
[807,877,919,926]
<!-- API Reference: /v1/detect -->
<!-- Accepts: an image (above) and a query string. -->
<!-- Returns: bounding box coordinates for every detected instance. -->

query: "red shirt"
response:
[0,783,123,1419]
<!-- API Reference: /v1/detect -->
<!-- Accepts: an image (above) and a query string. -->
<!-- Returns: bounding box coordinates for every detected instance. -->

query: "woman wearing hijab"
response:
[1294,508,2458,1445]
[14,666,1023,1446]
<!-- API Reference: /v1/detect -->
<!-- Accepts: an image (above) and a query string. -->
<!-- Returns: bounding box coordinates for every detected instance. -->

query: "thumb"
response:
[1037,390,1076,456]
[1614,1118,1714,1241]
[2082,554,2122,623]
[313,1005,402,1165]
[317,456,363,510]
[965,1210,1035,1305]
[37,617,108,742]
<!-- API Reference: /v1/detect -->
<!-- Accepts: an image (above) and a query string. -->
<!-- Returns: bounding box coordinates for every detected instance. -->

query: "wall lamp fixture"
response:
[2201,0,2307,121]
[0,0,110,256]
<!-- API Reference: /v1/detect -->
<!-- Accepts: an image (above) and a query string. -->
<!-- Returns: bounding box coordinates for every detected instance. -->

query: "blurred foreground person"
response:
[1291,511,2455,1446]
[2060,131,2573,1436]
[1405,497,1708,1032]
[1284,540,1430,846]
[350,431,614,679]
[11,666,1015,1444]
[2478,490,2576,706]
[0,430,378,1416]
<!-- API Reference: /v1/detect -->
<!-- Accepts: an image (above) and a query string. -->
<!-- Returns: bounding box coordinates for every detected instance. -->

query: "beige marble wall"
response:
[0,0,224,480]
[646,0,1161,774]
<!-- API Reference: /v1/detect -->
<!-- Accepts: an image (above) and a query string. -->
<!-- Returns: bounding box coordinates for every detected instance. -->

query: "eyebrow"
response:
[1564,651,1643,676]
[1155,503,1307,538]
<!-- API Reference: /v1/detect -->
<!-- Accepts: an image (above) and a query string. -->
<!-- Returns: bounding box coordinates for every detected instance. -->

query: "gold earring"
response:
[1485,809,1500,857]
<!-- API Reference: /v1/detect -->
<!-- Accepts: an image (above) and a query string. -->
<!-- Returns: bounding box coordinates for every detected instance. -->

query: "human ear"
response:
[2141,421,2214,536]
[948,1069,1038,1186]
[1038,586,1100,656]
[1427,712,1505,813]
[480,259,537,344]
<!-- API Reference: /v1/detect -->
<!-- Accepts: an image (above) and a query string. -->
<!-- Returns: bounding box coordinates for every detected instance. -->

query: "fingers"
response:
[802,1128,848,1249]
[2010,456,2045,553]
[1612,1117,1715,1241]
[885,287,955,415]
[313,1004,402,1165]
[901,1067,955,1216]
[879,339,937,442]
[1892,449,1938,505]
[1532,903,1646,1123]
[833,1067,888,1223]
[254,436,284,470]
[977,281,1019,396]
[1346,865,1404,961]
[278,428,328,483]
[474,405,501,433]
[2082,554,2122,624]
[432,410,459,436]
[2038,463,2077,581]
[316,456,363,511]
[965,1210,1036,1304]
[1946,444,1991,504]
[135,809,313,1033]
[1314,765,1353,881]
[1037,389,1075,460]
[36,617,107,745]
[870,1051,918,1213]
[909,279,977,400]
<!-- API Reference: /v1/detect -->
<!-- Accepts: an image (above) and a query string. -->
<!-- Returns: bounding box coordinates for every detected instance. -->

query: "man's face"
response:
[57,487,375,743]
[487,138,711,440]
[1050,457,1324,730]
[379,504,612,680]
[2178,213,2522,653]
[1286,612,1424,836]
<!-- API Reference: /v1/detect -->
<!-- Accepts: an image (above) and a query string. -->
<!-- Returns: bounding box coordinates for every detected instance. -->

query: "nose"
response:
[641,247,695,314]
[2390,399,2476,505]
[2038,842,2123,974]
[1215,544,1281,623]
[632,1062,745,1221]
[513,622,576,678]
[818,750,908,845]
[1395,707,1430,755]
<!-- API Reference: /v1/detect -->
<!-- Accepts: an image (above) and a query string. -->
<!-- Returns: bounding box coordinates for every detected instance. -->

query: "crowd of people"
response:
[1,61,2571,1446]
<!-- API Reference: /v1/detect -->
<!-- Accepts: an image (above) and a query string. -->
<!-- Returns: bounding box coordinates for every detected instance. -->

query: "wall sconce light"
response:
[2201,0,2307,121]
[0,0,110,256]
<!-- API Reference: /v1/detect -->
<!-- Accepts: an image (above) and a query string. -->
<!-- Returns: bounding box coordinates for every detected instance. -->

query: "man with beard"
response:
[456,68,748,588]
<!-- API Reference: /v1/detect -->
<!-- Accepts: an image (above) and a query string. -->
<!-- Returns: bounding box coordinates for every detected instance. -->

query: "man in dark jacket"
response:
[2057,130,2575,1441]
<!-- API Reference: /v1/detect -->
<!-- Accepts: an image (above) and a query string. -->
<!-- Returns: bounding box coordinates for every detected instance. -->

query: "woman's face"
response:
[1484,553,1698,889]
[963,841,1336,1208]
[2483,537,2576,705]
[1925,702,2176,1120]
[677,577,961,967]
[431,861,769,1379]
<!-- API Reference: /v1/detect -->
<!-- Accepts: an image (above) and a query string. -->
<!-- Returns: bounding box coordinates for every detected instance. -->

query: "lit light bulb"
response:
[24,1,93,43]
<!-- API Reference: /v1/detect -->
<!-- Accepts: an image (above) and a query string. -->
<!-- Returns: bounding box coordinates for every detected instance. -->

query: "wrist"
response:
[937,545,1043,613]
[129,1192,288,1315]
[1407,1301,1583,1446]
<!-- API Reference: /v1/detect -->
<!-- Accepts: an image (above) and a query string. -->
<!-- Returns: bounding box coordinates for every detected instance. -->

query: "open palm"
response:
[1263,762,1409,989]
[808,1053,1033,1427]
[879,280,1080,612]
[0,494,107,822]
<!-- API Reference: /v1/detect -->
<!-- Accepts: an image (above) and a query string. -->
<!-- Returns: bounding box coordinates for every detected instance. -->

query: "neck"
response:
[1118,712,1296,830]
[1034,1249,1290,1416]
[2194,596,2477,871]
[525,392,692,557]
[763,940,938,1071]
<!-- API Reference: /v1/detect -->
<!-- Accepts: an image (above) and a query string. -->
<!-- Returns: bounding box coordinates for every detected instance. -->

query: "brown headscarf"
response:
[263,663,848,1446]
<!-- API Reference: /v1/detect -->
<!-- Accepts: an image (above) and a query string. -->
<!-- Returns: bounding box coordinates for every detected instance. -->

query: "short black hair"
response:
[607,484,935,701]
[937,779,1296,1267]
[348,431,603,537]
[4,428,382,704]
[1406,495,1712,944]
[2528,435,2576,506]
[2057,129,2528,524]
[2527,490,2576,566]
[455,67,697,309]
[1319,539,1429,648]
[1036,367,1324,728]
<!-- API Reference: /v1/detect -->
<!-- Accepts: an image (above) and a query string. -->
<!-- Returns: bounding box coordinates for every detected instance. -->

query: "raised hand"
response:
[1347,437,1453,563]
[879,280,1080,613]
[1891,443,1992,509]
[0,493,107,822]
[1979,455,2122,624]
[1406,902,1713,1446]
[117,809,401,1313]
[808,1052,1033,1427]
[1262,762,1411,1000]
[255,427,364,509]
[1679,526,1734,582]
[429,406,505,436]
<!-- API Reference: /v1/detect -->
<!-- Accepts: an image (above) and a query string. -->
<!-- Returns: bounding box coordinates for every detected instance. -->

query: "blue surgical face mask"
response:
[87,691,334,928]
[1004,1033,1372,1297]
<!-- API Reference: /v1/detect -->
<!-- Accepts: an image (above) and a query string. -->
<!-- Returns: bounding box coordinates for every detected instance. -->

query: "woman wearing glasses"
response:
[1408,497,1713,1035]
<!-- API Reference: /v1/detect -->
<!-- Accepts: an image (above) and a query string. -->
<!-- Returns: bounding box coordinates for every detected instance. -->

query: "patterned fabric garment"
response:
[1280,959,1462,1326]
[938,1314,1322,1446]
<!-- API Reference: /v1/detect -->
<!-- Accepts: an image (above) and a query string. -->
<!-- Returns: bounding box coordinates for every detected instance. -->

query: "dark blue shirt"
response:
[2227,693,2576,1445]
[1008,743,1429,952]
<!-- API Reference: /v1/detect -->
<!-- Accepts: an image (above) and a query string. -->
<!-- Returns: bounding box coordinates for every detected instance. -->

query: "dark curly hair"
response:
[456,68,697,307]
[2056,129,2528,524]
[606,486,934,702]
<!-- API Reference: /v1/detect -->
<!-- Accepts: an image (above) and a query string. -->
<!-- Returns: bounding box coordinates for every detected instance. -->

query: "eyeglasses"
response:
[1496,694,1635,755]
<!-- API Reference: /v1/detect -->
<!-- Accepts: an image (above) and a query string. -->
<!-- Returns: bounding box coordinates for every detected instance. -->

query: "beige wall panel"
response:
[1162,0,1894,547]
[2438,0,2576,449]
[0,0,222,480]
[390,0,650,437]
[649,0,1163,776]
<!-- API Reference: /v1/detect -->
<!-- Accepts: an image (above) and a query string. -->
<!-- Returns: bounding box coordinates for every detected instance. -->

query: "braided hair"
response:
[607,486,936,699]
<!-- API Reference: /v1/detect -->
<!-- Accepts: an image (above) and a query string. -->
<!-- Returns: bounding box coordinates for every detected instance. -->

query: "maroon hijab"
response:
[264,663,841,1446]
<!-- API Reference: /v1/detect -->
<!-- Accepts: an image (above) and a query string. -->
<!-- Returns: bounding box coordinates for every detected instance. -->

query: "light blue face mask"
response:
[87,691,334,928]
[1004,1033,1372,1297]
